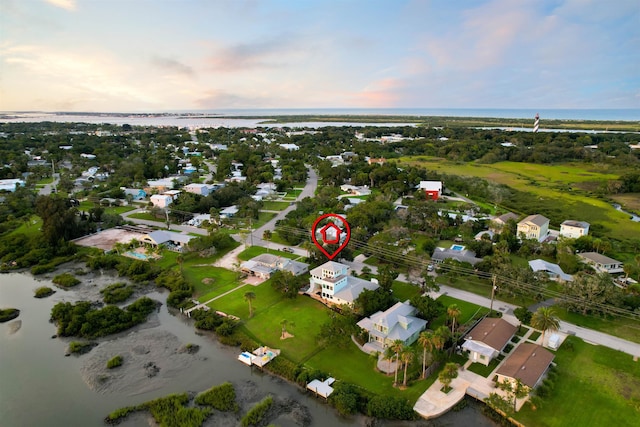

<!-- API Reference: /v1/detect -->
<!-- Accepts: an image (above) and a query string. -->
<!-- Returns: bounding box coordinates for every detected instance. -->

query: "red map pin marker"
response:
[311,213,351,260]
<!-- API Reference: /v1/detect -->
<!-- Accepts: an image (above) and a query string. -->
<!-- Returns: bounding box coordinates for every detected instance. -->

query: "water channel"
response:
[0,272,497,427]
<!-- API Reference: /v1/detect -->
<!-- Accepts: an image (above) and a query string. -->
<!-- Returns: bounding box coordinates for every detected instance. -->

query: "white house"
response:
[140,230,194,251]
[462,318,517,366]
[517,214,550,242]
[279,143,299,151]
[150,194,173,208]
[240,253,309,279]
[307,261,378,306]
[357,301,428,351]
[578,252,624,274]
[529,259,573,282]
[147,178,176,190]
[219,205,239,219]
[559,220,590,239]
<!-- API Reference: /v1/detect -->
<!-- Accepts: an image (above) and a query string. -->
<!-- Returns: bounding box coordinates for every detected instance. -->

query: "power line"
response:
[274,224,640,321]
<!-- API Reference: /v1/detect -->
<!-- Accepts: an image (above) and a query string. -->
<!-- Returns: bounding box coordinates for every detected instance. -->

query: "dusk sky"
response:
[1,0,638,112]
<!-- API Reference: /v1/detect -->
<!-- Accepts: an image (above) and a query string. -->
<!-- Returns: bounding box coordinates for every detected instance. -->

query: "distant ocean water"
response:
[199,108,640,121]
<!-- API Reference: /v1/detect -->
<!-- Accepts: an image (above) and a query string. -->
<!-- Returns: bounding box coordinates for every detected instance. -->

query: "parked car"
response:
[281,247,294,253]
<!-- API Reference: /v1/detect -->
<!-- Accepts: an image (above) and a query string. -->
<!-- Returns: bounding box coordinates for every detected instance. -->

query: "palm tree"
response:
[384,346,395,374]
[244,291,256,318]
[433,326,449,353]
[530,306,560,344]
[438,362,459,392]
[176,254,184,275]
[401,349,415,387]
[447,304,462,334]
[418,331,435,379]
[370,350,381,370]
[391,340,405,387]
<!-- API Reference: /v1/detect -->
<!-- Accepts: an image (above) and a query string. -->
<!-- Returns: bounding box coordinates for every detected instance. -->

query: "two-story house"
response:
[559,220,590,239]
[517,214,550,242]
[357,301,428,352]
[307,261,378,306]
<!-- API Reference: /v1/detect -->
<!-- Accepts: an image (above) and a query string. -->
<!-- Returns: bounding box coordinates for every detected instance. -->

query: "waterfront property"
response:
[490,212,519,232]
[306,377,335,398]
[461,318,517,366]
[577,252,624,274]
[495,343,554,388]
[238,346,280,368]
[306,260,379,306]
[357,301,427,352]
[140,230,194,252]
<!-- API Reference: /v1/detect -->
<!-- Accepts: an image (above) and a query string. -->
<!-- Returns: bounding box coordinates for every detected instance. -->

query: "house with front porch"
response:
[577,252,624,274]
[357,301,427,352]
[307,261,378,306]
[461,317,517,366]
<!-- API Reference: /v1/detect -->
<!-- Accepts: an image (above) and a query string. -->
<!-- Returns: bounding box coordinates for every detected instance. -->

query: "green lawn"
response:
[552,307,640,344]
[467,359,500,377]
[236,246,301,261]
[437,274,538,308]
[431,295,489,330]
[306,341,436,403]
[242,296,331,363]
[78,201,136,215]
[8,216,42,237]
[515,336,640,427]
[261,201,291,211]
[391,280,422,302]
[189,266,239,299]
[128,212,164,221]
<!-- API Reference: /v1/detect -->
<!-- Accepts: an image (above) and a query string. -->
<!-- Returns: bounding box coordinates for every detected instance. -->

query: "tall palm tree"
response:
[447,304,462,334]
[384,346,395,374]
[244,291,256,318]
[401,349,415,387]
[433,326,449,353]
[530,306,560,344]
[391,339,405,387]
[418,331,435,379]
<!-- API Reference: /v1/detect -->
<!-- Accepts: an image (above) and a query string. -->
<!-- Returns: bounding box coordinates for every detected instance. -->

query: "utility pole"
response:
[490,275,497,315]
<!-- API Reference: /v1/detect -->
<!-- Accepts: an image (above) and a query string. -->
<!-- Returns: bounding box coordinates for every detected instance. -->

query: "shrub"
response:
[52,273,81,288]
[263,357,301,382]
[241,395,273,427]
[194,382,239,412]
[68,341,96,354]
[514,307,532,324]
[328,382,369,416]
[0,308,20,323]
[34,286,55,298]
[366,395,416,420]
[101,282,135,304]
[107,355,123,369]
[31,264,56,275]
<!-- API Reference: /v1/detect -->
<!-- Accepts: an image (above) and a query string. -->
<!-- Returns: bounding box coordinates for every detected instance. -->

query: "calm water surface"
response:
[0,273,496,427]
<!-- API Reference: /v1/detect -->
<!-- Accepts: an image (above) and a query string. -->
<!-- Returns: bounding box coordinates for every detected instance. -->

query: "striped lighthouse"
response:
[533,113,540,133]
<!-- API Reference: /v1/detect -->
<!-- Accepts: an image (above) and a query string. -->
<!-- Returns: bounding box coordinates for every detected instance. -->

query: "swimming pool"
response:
[125,251,150,260]
[450,244,465,251]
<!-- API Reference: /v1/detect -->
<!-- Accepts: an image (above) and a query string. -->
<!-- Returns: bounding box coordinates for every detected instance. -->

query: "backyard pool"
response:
[450,244,466,251]
[124,251,150,260]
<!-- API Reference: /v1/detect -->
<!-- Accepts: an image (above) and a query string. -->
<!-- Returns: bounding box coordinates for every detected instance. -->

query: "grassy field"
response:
[431,295,489,329]
[78,201,136,215]
[397,157,640,241]
[8,216,42,237]
[515,336,640,427]
[261,201,291,211]
[236,246,301,261]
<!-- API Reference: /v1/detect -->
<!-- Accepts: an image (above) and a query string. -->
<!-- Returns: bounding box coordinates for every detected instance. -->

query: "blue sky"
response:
[1,0,638,111]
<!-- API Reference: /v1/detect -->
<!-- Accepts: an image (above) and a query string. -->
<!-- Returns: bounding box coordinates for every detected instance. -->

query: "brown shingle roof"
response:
[496,343,555,388]
[465,318,517,352]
